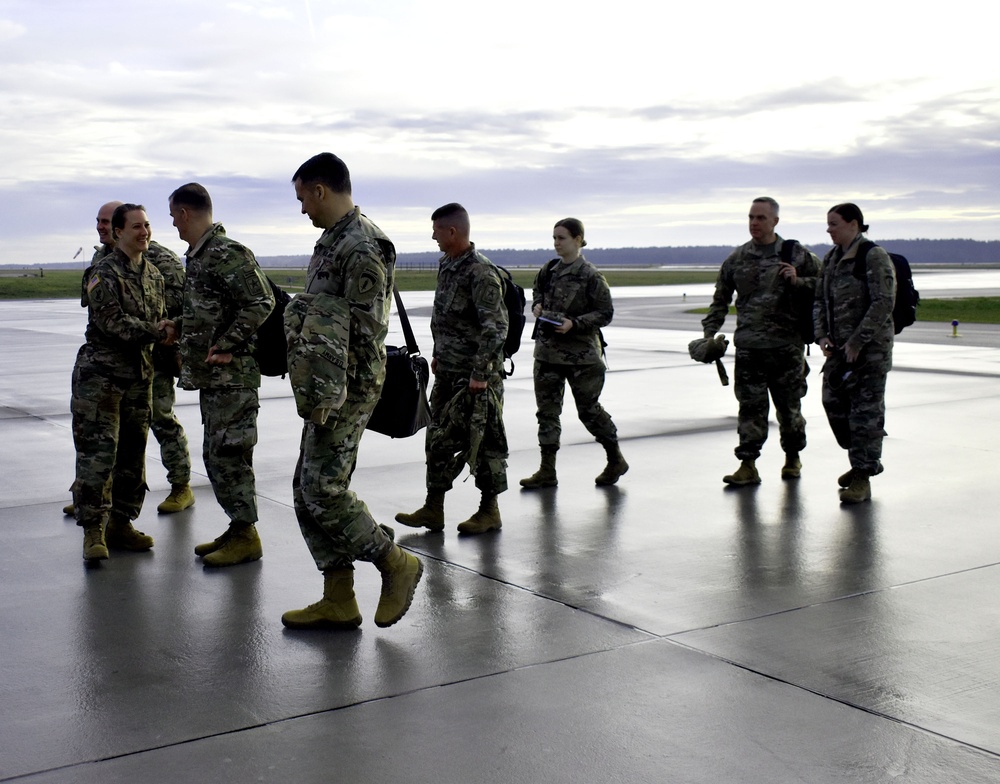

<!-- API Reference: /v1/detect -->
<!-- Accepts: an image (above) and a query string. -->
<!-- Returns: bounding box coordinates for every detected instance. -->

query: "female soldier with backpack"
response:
[815,203,896,504]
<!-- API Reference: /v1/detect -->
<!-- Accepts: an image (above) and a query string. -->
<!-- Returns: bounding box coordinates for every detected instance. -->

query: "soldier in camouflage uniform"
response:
[280,153,423,630]
[702,197,822,485]
[72,204,168,562]
[164,183,274,567]
[65,203,193,517]
[520,218,627,489]
[816,203,896,504]
[395,203,509,535]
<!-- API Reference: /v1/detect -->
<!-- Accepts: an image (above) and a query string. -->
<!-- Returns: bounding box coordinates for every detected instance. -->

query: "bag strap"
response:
[779,238,798,264]
[392,284,421,355]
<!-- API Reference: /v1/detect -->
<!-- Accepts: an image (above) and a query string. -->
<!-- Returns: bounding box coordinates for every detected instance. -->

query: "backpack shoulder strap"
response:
[854,240,876,280]
[779,239,798,264]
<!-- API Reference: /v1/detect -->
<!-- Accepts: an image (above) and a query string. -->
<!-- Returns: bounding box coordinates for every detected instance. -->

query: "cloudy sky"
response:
[1,0,997,264]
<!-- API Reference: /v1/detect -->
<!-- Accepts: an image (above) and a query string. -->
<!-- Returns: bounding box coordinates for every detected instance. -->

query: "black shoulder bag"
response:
[366,285,432,438]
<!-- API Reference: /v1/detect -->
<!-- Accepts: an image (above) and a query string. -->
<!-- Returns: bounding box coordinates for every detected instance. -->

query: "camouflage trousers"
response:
[821,350,891,476]
[199,387,259,525]
[733,345,808,461]
[293,387,393,572]
[150,369,191,485]
[71,360,151,527]
[532,360,617,449]
[425,370,508,495]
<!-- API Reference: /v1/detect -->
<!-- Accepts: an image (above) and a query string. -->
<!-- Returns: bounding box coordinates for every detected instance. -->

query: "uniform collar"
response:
[317,207,361,249]
[186,223,225,258]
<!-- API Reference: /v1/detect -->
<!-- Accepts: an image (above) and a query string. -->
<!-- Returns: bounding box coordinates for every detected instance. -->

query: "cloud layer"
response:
[1,0,997,263]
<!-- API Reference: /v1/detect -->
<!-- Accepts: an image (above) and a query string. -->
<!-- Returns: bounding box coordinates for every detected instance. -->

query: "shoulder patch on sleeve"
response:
[345,255,386,303]
[88,274,106,305]
[243,268,266,297]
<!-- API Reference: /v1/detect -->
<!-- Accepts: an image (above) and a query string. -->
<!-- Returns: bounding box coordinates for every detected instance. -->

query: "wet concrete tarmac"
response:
[0,283,998,782]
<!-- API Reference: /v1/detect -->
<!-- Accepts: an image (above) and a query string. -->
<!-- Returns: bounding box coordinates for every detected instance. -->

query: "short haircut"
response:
[111,203,146,234]
[752,196,780,214]
[292,152,352,194]
[169,182,213,213]
[829,202,869,232]
[431,202,470,233]
[554,217,587,247]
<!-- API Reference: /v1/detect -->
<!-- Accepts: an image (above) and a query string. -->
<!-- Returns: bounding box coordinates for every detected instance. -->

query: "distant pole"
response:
[951,319,961,338]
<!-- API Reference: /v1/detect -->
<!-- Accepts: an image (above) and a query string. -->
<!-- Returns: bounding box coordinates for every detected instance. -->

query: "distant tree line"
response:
[254,239,1000,269]
[12,238,999,271]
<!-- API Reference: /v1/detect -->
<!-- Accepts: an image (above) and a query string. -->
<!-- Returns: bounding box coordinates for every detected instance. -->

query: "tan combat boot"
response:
[82,524,108,561]
[723,460,761,486]
[281,569,363,630]
[520,449,558,489]
[457,494,502,535]
[838,468,855,488]
[63,503,76,516]
[105,516,154,551]
[839,474,871,504]
[194,528,229,557]
[202,524,262,567]
[373,545,423,628]
[394,490,446,531]
[781,452,802,479]
[157,484,195,514]
[595,441,629,486]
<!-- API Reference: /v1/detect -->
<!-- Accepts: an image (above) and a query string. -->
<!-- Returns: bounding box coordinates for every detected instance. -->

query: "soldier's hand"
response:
[469,377,487,393]
[206,345,234,366]
[158,319,178,345]
[819,338,835,357]
[554,318,573,334]
[779,261,798,283]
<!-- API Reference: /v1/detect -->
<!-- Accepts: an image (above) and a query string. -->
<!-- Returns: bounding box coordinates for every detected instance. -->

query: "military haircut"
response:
[292,152,352,194]
[111,203,146,236]
[431,202,470,233]
[169,183,213,214]
[752,196,780,215]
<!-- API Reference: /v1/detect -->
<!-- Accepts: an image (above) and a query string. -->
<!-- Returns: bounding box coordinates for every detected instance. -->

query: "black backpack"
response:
[253,277,292,377]
[495,263,526,377]
[855,242,919,334]
[780,239,816,345]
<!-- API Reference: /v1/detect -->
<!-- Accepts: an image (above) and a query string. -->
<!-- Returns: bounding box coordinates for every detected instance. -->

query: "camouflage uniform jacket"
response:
[176,223,274,390]
[284,208,395,418]
[79,247,166,382]
[703,235,821,349]
[531,254,612,365]
[78,243,114,306]
[431,243,507,381]
[80,240,181,312]
[815,234,896,355]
